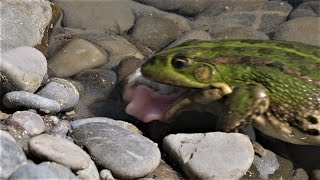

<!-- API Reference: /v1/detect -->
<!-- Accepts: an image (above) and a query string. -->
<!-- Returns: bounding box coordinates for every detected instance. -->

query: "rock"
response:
[167,30,212,48]
[100,169,116,180]
[52,0,135,34]
[43,115,60,132]
[242,150,294,179]
[130,15,179,50]
[211,27,269,40]
[291,168,309,180]
[48,120,71,138]
[76,160,100,180]
[29,134,91,170]
[273,17,320,46]
[7,111,45,136]
[288,1,320,19]
[0,0,52,52]
[71,122,161,179]
[311,169,320,180]
[0,130,16,142]
[8,164,58,179]
[70,117,142,135]
[48,38,108,78]
[134,0,213,16]
[3,91,61,113]
[0,136,27,179]
[73,69,117,99]
[163,132,254,179]
[37,78,80,111]
[39,162,78,179]
[193,0,292,34]
[0,47,47,94]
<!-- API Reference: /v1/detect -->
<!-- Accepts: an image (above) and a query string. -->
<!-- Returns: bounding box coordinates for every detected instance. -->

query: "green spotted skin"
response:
[142,40,320,141]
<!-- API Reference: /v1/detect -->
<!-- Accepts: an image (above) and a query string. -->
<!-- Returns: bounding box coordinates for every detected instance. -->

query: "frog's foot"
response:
[217,85,270,133]
[252,141,268,157]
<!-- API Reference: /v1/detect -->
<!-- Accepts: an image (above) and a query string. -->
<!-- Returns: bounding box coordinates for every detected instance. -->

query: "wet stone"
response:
[37,78,80,111]
[0,0,52,52]
[0,47,47,94]
[7,111,45,136]
[71,122,161,179]
[130,15,179,50]
[3,91,61,113]
[8,164,58,180]
[288,1,320,19]
[163,132,254,179]
[48,38,108,78]
[0,136,27,179]
[39,162,78,180]
[29,134,91,170]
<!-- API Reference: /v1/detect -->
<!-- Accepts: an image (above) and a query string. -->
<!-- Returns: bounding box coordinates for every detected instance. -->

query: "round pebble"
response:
[37,78,80,111]
[39,162,78,179]
[8,164,58,180]
[0,137,27,179]
[8,111,45,136]
[71,122,161,179]
[3,91,61,113]
[29,134,91,170]
[163,132,254,179]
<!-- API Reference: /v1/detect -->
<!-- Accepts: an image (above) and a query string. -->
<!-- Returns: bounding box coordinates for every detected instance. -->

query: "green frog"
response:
[139,39,320,146]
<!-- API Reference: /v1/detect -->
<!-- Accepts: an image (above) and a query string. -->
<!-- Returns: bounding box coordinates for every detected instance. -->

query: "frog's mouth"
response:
[123,68,193,123]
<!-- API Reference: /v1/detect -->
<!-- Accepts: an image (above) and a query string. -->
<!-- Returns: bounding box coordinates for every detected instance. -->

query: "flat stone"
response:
[0,0,52,52]
[167,30,212,48]
[71,122,161,179]
[0,47,47,94]
[131,15,179,50]
[70,117,142,135]
[211,26,269,40]
[37,78,80,111]
[288,1,320,19]
[117,57,146,82]
[29,134,91,170]
[8,111,45,136]
[76,160,100,180]
[39,162,78,179]
[163,132,254,179]
[48,38,108,78]
[8,164,58,179]
[3,91,61,113]
[52,0,135,34]
[273,17,320,46]
[0,130,16,142]
[134,0,213,16]
[0,137,27,179]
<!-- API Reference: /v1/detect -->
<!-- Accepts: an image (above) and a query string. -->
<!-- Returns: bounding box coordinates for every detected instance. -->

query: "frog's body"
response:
[141,40,320,145]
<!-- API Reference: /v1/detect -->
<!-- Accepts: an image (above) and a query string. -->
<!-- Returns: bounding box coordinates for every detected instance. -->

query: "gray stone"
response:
[52,0,135,34]
[273,17,320,46]
[8,164,58,180]
[37,78,80,111]
[134,0,213,16]
[289,1,320,19]
[211,27,269,40]
[163,132,254,180]
[0,47,47,94]
[8,111,45,136]
[131,15,179,50]
[0,0,52,52]
[71,122,161,179]
[100,169,116,180]
[117,57,146,82]
[70,117,142,135]
[167,30,212,48]
[48,120,71,138]
[39,162,78,179]
[29,134,91,170]
[76,160,100,180]
[3,91,61,113]
[291,168,309,180]
[0,130,16,142]
[311,169,320,180]
[48,38,108,78]
[0,137,27,179]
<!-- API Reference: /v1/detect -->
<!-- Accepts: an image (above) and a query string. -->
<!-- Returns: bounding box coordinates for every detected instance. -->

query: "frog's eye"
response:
[171,57,193,69]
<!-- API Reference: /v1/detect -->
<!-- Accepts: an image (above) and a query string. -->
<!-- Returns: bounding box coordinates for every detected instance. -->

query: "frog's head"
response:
[141,50,224,89]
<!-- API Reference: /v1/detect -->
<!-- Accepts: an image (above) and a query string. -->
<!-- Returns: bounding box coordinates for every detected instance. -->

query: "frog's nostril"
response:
[306,129,320,136]
[307,115,318,124]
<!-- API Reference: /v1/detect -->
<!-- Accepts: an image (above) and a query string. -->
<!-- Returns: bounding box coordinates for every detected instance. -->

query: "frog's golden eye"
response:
[171,57,193,69]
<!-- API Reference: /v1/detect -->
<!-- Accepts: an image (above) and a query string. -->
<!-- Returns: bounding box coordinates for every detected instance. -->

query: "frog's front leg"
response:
[216,85,270,156]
